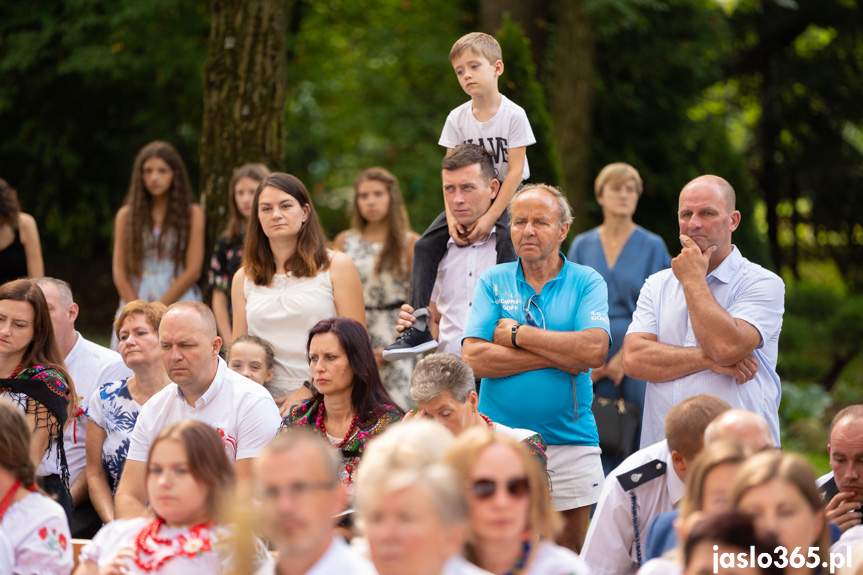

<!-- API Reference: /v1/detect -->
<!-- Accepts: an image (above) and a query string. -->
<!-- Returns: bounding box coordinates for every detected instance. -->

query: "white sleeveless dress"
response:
[244,265,336,398]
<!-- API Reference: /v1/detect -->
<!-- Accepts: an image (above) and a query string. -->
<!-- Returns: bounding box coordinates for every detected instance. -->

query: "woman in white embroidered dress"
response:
[0,397,73,575]
[75,419,263,574]
[232,173,365,413]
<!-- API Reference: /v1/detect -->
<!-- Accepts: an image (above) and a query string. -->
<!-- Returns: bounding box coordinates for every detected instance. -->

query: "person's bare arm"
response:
[158,204,205,305]
[490,318,607,373]
[72,560,100,575]
[113,459,148,519]
[28,419,50,470]
[464,146,526,244]
[212,290,233,347]
[231,268,249,341]
[86,420,115,523]
[622,332,758,384]
[235,459,254,493]
[333,230,348,252]
[70,470,89,507]
[18,213,44,277]
[330,251,366,327]
[673,235,762,366]
[462,337,561,378]
[112,206,138,303]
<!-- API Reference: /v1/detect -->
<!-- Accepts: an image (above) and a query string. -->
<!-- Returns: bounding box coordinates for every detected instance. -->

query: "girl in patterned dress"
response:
[0,278,78,519]
[334,168,419,410]
[111,141,205,347]
[86,300,170,524]
[207,163,270,347]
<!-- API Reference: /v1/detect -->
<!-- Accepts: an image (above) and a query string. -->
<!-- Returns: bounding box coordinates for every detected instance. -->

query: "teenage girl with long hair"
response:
[0,177,44,284]
[112,141,204,345]
[335,167,418,410]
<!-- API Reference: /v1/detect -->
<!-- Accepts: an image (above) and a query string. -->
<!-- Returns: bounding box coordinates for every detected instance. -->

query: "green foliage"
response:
[780,380,831,453]
[496,15,562,188]
[0,0,209,262]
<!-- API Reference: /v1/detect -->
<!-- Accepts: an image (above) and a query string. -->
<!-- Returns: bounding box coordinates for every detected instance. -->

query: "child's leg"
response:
[408,211,450,310]
[493,211,518,264]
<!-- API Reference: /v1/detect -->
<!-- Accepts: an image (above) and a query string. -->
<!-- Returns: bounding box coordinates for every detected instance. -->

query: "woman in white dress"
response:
[0,397,73,575]
[445,428,589,575]
[75,420,265,574]
[335,167,418,410]
[232,173,365,413]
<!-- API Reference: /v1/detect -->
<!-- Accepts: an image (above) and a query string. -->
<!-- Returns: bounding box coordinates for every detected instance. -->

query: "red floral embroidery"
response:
[58,533,67,551]
[38,527,47,539]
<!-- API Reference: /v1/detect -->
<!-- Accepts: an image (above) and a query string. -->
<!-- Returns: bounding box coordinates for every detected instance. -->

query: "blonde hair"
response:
[445,427,561,540]
[449,32,502,65]
[679,440,750,519]
[113,300,168,338]
[730,451,831,569]
[594,163,643,199]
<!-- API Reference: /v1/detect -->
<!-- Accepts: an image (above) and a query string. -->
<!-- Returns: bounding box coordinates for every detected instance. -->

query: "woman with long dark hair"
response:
[335,167,418,409]
[232,173,365,410]
[0,177,44,284]
[281,317,402,490]
[0,279,78,518]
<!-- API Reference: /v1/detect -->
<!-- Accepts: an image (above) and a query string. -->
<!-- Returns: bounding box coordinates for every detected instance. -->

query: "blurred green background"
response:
[2,0,862,467]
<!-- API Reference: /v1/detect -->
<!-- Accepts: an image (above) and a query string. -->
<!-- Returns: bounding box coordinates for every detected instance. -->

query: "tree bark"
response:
[479,0,549,77]
[549,0,594,232]
[199,0,290,261]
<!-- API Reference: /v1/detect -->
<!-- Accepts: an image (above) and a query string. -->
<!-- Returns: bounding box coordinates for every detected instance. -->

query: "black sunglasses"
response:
[470,477,530,500]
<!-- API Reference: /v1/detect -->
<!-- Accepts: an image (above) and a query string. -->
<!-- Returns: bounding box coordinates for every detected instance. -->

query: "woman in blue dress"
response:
[85,300,170,524]
[567,163,670,472]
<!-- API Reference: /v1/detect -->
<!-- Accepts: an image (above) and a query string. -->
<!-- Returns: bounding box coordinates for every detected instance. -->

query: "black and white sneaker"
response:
[382,307,439,360]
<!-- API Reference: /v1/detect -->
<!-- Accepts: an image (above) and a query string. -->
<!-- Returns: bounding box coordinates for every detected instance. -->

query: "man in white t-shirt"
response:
[34,277,132,536]
[254,431,377,575]
[114,301,281,519]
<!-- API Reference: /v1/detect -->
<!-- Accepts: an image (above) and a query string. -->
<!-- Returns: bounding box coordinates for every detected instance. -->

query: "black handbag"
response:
[593,385,641,459]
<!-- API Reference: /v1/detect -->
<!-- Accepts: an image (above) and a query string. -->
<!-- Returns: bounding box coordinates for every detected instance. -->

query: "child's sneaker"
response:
[382,307,439,360]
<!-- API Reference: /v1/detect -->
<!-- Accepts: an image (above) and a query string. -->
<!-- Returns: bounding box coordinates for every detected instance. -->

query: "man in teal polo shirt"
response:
[462,183,611,553]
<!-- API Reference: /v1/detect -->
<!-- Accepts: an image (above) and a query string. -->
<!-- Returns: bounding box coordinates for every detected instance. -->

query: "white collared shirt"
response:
[628,246,785,448]
[257,537,377,575]
[430,228,498,355]
[581,440,685,575]
[64,332,132,484]
[126,357,280,462]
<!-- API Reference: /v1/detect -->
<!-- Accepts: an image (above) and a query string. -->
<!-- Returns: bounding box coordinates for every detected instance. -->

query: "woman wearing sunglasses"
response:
[445,427,588,575]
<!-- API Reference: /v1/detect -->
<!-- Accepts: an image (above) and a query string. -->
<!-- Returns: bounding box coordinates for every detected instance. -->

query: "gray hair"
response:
[410,353,476,404]
[33,277,74,308]
[508,183,573,226]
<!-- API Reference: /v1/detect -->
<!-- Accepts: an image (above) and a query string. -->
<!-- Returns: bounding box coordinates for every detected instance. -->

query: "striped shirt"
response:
[628,246,785,448]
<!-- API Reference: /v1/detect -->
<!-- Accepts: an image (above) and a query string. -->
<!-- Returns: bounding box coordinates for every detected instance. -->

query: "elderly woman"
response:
[445,428,587,575]
[85,300,170,524]
[0,279,77,518]
[731,451,831,575]
[281,317,402,490]
[407,353,546,466]
[567,163,670,470]
[0,398,73,575]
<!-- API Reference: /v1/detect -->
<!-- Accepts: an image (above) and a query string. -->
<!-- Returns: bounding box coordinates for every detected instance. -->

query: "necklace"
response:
[0,479,21,521]
[315,401,360,448]
[479,413,494,428]
[503,541,532,575]
[134,518,215,571]
[8,362,23,378]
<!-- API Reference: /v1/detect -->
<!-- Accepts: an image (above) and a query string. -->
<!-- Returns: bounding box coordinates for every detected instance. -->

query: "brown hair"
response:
[679,440,750,519]
[0,397,37,488]
[229,334,276,373]
[243,173,330,284]
[449,32,502,65]
[1,279,78,418]
[442,144,496,184]
[222,163,271,242]
[594,163,643,199]
[122,141,196,277]
[352,167,412,278]
[0,178,20,230]
[730,450,831,569]
[445,427,561,541]
[146,420,236,522]
[113,300,168,338]
[665,394,731,461]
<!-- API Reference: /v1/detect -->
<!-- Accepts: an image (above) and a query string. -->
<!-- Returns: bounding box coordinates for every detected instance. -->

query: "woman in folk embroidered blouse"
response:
[0,278,77,518]
[76,420,266,574]
[282,317,403,491]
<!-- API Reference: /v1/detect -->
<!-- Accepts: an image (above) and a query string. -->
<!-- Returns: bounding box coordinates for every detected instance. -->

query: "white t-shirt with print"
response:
[126,357,281,463]
[439,95,536,182]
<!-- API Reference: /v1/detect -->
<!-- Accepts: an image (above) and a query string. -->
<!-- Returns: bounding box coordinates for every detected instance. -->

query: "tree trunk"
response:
[549,0,594,232]
[479,0,549,77]
[199,0,290,265]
